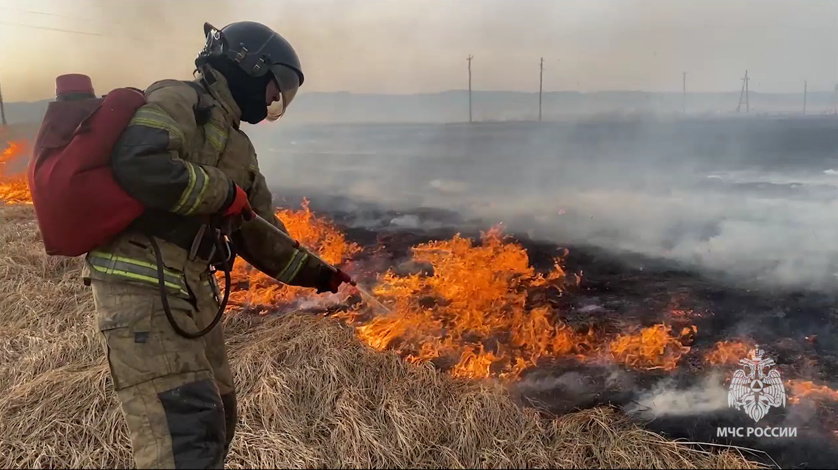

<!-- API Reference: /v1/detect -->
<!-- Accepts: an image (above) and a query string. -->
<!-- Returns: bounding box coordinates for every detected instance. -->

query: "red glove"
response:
[316,267,354,294]
[224,185,252,218]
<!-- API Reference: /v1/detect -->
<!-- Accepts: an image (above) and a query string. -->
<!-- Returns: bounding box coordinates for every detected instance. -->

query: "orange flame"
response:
[351,227,595,379]
[0,140,32,205]
[704,340,755,365]
[224,203,697,379]
[223,199,361,313]
[609,324,696,371]
[786,380,838,405]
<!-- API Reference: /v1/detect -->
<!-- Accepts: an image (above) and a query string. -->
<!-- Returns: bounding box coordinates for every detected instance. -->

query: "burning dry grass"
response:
[353,228,584,380]
[225,199,362,313]
[704,340,757,366]
[0,204,758,468]
[0,141,32,205]
[609,324,696,371]
[786,380,838,405]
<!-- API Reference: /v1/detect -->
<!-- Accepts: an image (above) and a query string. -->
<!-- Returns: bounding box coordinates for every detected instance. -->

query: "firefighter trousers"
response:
[91,274,236,469]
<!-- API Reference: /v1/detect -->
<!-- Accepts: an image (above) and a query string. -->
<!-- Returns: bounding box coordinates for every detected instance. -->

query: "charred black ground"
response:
[274,191,838,469]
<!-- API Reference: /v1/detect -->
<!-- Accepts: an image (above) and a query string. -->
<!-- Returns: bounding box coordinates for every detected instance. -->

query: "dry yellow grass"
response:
[0,204,760,469]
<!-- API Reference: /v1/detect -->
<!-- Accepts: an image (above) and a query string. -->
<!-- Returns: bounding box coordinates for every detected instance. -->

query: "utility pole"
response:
[803,80,808,115]
[737,69,750,113]
[745,70,750,113]
[0,79,7,127]
[467,55,473,123]
[682,72,687,115]
[539,57,544,122]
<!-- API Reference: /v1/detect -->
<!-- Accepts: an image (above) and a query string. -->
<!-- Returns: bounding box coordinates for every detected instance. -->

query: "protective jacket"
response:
[82,65,323,295]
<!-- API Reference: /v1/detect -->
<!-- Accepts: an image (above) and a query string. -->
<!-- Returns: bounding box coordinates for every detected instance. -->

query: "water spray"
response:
[354,284,391,314]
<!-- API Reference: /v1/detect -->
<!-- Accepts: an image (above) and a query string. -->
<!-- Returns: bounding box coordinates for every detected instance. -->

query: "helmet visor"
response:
[266,93,285,121]
[265,63,301,121]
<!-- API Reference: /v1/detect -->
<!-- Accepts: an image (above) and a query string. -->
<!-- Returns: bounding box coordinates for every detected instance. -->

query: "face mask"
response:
[228,79,268,124]
[209,58,271,124]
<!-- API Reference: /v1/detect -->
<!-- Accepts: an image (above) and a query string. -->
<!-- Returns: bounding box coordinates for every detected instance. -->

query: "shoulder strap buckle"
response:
[183,80,214,125]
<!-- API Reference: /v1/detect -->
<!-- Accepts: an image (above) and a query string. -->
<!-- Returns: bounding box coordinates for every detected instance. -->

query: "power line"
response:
[0,6,190,45]
[0,20,103,37]
[0,6,98,22]
[0,6,162,39]
[0,19,194,47]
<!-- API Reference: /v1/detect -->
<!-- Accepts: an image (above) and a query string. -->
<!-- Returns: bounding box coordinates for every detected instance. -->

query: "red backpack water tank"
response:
[29,75,147,257]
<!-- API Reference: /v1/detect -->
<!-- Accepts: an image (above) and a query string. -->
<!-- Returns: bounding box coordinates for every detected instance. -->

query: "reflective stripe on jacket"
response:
[276,250,309,284]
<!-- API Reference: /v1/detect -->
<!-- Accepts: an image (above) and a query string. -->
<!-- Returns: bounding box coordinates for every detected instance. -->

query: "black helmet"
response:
[197,21,304,123]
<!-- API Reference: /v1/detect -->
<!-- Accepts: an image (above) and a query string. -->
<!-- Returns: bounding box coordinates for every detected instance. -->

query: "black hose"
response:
[145,231,231,339]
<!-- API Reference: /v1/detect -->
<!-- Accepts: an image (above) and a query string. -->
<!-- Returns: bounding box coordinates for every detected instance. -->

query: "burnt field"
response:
[254,115,838,469]
[4,115,838,468]
[0,203,754,470]
[268,191,838,469]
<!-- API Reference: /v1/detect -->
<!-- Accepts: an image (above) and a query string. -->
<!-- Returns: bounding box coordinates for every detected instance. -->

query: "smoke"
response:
[515,367,636,396]
[625,372,729,419]
[3,0,838,103]
[6,1,838,291]
[489,184,838,291]
[251,116,838,293]
[292,292,345,311]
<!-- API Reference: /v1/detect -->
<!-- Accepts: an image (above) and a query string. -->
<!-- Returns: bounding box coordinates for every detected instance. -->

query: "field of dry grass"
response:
[0,204,758,469]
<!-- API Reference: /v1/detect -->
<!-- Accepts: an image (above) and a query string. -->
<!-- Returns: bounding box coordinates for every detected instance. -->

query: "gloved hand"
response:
[224,184,252,218]
[315,266,354,294]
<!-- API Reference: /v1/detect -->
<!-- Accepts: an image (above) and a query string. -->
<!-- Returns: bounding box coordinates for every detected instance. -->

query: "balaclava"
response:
[207,57,272,124]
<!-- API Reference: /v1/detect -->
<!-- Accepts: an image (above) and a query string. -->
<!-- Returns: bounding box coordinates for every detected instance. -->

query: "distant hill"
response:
[3,100,51,126]
[3,90,835,125]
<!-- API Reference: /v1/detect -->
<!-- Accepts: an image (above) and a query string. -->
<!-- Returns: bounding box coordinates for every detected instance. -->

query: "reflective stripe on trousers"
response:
[87,249,189,296]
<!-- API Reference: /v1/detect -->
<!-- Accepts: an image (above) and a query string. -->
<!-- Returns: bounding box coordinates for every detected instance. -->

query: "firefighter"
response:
[82,21,348,468]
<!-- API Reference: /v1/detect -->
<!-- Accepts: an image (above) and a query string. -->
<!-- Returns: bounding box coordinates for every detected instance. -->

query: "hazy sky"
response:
[0,0,836,102]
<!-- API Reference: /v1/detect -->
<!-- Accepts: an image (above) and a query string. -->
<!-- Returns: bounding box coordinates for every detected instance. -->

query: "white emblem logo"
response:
[727,345,786,422]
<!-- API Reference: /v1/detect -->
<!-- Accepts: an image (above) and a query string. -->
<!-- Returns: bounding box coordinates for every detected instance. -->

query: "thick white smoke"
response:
[624,372,729,419]
[251,116,838,293]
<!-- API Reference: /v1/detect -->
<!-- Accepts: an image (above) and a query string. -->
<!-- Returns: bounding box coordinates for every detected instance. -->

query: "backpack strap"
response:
[182,80,214,126]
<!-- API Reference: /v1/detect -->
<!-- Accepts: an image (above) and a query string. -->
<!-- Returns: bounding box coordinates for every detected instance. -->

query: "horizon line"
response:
[7,88,835,104]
